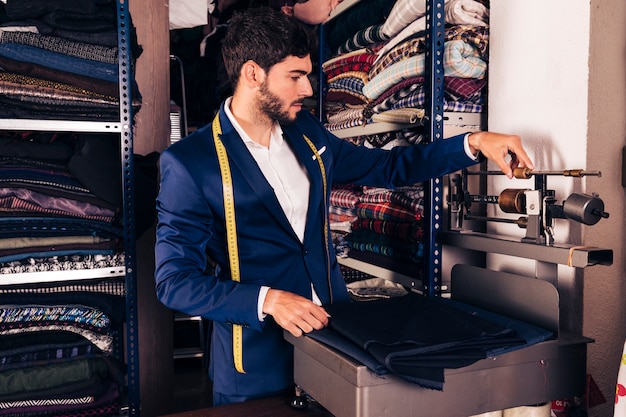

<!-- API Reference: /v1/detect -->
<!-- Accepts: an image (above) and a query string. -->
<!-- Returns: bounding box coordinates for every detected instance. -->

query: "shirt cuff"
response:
[258,285,270,321]
[463,132,480,160]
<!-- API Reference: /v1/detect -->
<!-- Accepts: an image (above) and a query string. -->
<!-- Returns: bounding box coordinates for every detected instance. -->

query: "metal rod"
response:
[465,215,528,228]
[465,168,601,179]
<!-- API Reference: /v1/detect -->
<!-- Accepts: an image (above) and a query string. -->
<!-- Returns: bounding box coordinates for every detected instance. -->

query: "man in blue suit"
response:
[154,6,534,406]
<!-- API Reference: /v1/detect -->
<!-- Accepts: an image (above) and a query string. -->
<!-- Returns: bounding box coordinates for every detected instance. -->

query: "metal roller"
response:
[562,193,609,225]
[498,189,528,214]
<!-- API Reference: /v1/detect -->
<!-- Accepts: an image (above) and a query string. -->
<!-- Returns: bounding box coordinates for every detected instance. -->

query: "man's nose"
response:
[300,77,313,97]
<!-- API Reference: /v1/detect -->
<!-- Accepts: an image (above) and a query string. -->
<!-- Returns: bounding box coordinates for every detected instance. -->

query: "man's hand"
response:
[468,131,535,179]
[263,289,330,337]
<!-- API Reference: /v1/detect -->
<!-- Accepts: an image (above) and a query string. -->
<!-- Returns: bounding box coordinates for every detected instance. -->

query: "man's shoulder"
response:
[295,109,322,125]
[162,124,215,163]
[289,110,329,138]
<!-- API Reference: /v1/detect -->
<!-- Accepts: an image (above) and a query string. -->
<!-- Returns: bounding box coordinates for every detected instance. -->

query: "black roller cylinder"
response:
[562,193,609,225]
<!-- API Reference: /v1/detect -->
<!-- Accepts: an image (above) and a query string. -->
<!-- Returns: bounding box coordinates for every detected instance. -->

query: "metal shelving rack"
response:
[320,0,450,297]
[423,0,446,297]
[116,0,140,413]
[0,0,140,414]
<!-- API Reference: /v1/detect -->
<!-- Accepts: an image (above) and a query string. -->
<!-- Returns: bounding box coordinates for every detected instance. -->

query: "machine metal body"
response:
[286,265,589,417]
[448,168,609,245]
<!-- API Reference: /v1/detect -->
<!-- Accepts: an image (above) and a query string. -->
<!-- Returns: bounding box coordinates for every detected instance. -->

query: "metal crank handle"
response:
[511,168,602,179]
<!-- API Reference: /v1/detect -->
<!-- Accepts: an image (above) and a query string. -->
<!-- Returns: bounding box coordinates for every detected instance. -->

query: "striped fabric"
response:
[326,105,365,125]
[0,196,114,222]
[329,205,357,218]
[0,253,125,276]
[363,131,398,148]
[359,188,393,204]
[443,40,487,79]
[352,218,424,243]
[325,117,365,131]
[372,84,484,115]
[0,187,116,219]
[0,395,94,409]
[366,77,423,116]
[0,305,111,332]
[0,72,117,101]
[0,43,119,83]
[446,76,487,99]
[364,41,487,101]
[370,35,427,79]
[347,229,424,262]
[0,325,113,353]
[327,70,369,85]
[381,0,427,38]
[324,0,394,54]
[356,202,422,222]
[329,186,361,209]
[322,51,378,69]
[336,24,389,55]
[326,65,372,82]
[327,76,366,96]
[0,31,118,64]
[322,48,371,68]
[445,24,490,59]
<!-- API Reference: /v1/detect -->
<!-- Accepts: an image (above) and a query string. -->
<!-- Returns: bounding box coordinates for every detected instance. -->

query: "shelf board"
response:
[0,266,126,286]
[0,119,123,133]
[438,231,613,268]
[330,121,420,138]
[338,256,424,293]
[328,112,484,139]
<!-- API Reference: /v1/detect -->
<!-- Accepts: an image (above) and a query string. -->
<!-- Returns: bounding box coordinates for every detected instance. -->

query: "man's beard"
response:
[258,80,298,125]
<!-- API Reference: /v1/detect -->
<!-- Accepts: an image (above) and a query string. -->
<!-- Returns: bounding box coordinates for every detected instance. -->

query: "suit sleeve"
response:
[154,146,264,332]
[297,111,479,188]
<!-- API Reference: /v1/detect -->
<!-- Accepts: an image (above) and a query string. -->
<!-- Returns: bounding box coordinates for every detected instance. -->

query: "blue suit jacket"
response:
[154,103,478,398]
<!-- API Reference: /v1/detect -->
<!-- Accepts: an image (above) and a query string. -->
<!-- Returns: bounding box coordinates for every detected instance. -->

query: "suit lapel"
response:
[214,111,303,241]
[281,123,326,241]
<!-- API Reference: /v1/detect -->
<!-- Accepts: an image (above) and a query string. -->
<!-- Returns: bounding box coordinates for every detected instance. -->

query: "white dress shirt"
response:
[224,99,322,321]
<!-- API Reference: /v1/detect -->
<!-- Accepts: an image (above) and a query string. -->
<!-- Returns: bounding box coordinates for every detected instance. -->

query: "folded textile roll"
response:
[371,108,425,124]
[346,277,408,300]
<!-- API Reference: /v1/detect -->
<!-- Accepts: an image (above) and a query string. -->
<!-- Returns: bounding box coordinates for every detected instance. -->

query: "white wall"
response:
[488,2,626,416]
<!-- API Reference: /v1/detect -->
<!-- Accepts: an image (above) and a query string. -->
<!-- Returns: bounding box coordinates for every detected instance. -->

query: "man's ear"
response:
[280,5,295,16]
[241,60,264,86]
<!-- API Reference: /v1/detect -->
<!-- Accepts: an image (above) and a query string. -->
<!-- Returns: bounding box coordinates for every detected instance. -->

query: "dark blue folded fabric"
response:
[307,327,390,378]
[0,43,119,83]
[320,293,553,390]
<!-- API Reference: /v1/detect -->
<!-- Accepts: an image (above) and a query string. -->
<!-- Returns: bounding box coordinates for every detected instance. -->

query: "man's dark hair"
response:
[221,6,313,90]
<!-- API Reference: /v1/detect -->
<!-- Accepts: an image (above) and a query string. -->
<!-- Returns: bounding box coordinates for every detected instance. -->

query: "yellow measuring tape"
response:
[302,135,333,304]
[211,114,333,373]
[212,115,245,374]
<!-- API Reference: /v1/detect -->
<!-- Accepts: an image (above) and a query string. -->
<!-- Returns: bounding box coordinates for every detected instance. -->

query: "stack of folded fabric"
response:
[0,131,131,416]
[322,0,489,129]
[0,282,128,416]
[0,0,142,120]
[329,180,426,279]
[347,184,425,278]
[0,131,125,270]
